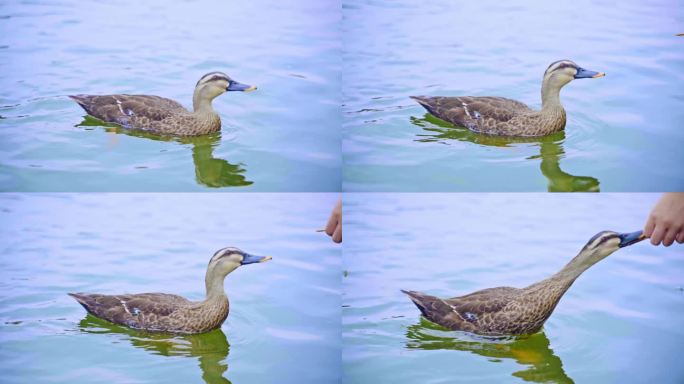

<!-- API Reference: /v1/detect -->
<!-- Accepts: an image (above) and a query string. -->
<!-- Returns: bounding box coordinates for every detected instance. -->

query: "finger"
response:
[325,212,338,236]
[650,225,666,246]
[643,215,656,237]
[663,227,677,247]
[332,224,342,244]
[676,231,684,244]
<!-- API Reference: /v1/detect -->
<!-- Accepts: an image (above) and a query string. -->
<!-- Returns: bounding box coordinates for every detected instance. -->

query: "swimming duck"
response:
[70,72,256,136]
[411,60,605,137]
[402,230,644,336]
[69,247,271,334]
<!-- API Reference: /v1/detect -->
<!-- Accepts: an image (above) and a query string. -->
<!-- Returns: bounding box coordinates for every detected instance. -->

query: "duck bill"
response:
[241,253,272,265]
[618,230,645,248]
[227,80,257,92]
[575,67,606,79]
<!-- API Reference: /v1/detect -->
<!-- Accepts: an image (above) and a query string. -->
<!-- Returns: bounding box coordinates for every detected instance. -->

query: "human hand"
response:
[643,193,684,246]
[325,199,342,243]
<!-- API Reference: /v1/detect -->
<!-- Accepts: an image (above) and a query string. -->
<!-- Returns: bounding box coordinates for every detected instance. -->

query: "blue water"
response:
[342,0,684,191]
[0,193,341,383]
[343,193,684,383]
[0,0,341,191]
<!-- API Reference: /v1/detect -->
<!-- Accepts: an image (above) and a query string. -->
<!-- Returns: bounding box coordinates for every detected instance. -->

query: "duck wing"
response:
[445,286,519,316]
[411,96,532,133]
[70,94,189,127]
[403,287,520,332]
[69,292,191,329]
[401,289,473,331]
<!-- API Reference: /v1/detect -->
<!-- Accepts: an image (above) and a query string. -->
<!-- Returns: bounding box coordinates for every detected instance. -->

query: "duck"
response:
[70,72,256,136]
[402,230,645,336]
[69,247,271,334]
[411,60,605,137]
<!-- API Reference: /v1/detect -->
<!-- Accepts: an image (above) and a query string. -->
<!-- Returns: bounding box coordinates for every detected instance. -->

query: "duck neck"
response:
[553,250,602,282]
[193,89,217,115]
[204,268,228,301]
[523,250,601,316]
[540,81,564,113]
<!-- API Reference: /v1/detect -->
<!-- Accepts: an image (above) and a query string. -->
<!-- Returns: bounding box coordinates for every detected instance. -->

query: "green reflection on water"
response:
[406,318,574,384]
[412,114,600,192]
[78,116,252,188]
[77,315,231,384]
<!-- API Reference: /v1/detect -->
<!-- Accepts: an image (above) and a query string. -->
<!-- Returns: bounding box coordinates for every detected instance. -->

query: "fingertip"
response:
[333,226,342,243]
[676,232,684,244]
[651,227,666,246]
[643,217,655,237]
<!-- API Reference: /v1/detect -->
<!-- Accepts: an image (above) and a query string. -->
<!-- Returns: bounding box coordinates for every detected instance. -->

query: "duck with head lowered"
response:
[69,247,271,334]
[411,60,605,137]
[70,72,256,136]
[402,230,645,336]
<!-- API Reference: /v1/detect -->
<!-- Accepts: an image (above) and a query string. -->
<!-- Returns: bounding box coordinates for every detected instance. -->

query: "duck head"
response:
[541,60,605,104]
[207,246,272,276]
[577,230,645,265]
[543,60,605,86]
[193,72,257,111]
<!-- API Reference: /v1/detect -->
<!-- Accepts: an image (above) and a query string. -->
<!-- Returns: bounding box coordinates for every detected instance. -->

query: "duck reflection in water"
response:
[78,315,232,384]
[77,116,252,188]
[412,115,599,192]
[406,318,574,384]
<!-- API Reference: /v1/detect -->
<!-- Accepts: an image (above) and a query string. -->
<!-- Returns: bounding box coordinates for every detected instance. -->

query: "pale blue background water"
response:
[343,0,684,191]
[343,193,684,383]
[0,0,340,191]
[0,193,341,383]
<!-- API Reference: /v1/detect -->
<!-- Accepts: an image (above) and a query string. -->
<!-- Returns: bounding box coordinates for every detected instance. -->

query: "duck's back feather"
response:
[70,94,188,125]
[446,286,519,317]
[69,292,192,330]
[401,289,475,332]
[403,286,524,334]
[411,95,536,136]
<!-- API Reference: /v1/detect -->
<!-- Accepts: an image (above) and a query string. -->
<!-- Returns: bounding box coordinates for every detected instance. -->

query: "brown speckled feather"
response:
[409,60,606,137]
[68,71,257,136]
[403,230,643,336]
[402,287,523,334]
[403,280,571,336]
[69,292,229,334]
[411,95,564,137]
[68,246,271,334]
[412,96,530,126]
[69,94,220,136]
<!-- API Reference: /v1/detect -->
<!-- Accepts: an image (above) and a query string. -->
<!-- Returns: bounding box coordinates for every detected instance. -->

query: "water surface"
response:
[0,193,341,383]
[0,0,340,191]
[342,0,684,191]
[343,193,684,383]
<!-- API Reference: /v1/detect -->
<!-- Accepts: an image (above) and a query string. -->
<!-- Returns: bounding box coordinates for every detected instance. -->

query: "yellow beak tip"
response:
[245,85,257,92]
[260,256,273,263]
[592,72,606,78]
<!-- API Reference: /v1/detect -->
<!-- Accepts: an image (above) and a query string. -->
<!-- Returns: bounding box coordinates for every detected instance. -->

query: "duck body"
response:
[402,282,568,336]
[411,60,604,137]
[69,247,271,334]
[410,96,566,137]
[70,72,255,137]
[403,230,644,336]
[70,94,222,136]
[68,292,229,334]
